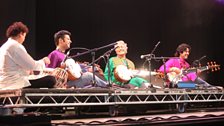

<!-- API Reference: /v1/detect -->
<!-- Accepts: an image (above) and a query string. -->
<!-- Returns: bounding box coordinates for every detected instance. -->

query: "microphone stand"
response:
[69,42,117,87]
[151,56,179,88]
[192,55,206,81]
[142,41,160,86]
[88,47,116,88]
[161,57,167,88]
[91,51,96,86]
[192,55,206,67]
[70,42,117,59]
[68,47,90,52]
[103,47,117,88]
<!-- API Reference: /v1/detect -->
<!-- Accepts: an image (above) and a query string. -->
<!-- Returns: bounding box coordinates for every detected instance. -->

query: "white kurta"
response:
[0,38,45,90]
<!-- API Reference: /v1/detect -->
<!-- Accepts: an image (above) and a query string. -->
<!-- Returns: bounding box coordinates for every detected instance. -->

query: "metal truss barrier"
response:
[0,88,224,108]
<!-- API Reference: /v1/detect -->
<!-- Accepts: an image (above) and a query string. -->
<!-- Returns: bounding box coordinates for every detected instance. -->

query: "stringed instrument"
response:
[167,61,220,84]
[114,65,164,83]
[63,59,105,81]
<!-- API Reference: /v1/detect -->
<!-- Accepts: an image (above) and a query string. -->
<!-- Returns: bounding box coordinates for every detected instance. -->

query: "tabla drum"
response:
[28,68,55,80]
[28,67,68,88]
[114,65,133,83]
[52,68,68,88]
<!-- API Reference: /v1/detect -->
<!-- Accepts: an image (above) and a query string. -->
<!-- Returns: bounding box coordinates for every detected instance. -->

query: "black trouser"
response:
[28,75,56,88]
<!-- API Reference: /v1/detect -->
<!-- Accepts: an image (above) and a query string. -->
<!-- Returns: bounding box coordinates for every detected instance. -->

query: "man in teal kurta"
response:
[104,40,148,88]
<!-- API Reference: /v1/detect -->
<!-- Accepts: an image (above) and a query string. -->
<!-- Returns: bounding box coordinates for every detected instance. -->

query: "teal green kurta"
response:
[104,57,147,87]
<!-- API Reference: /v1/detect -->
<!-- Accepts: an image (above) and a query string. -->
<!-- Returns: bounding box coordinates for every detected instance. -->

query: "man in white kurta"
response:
[0,38,46,90]
[0,22,55,90]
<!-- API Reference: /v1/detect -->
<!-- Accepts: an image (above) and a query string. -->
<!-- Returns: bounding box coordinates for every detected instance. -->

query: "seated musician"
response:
[104,40,151,89]
[0,22,56,90]
[46,30,108,88]
[158,43,220,89]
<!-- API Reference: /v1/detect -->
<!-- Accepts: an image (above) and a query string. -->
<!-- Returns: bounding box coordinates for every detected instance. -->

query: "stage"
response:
[0,86,224,114]
[0,86,224,125]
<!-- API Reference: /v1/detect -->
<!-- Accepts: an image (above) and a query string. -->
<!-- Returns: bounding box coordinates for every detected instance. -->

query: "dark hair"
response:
[174,43,191,57]
[54,30,71,46]
[6,22,29,37]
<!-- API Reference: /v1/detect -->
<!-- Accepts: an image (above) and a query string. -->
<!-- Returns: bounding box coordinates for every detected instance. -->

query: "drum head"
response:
[65,58,82,79]
[114,65,132,83]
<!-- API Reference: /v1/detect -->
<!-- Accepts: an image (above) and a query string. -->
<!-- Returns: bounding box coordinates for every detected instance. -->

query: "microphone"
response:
[155,41,161,48]
[140,41,160,59]
[89,46,117,66]
[110,46,118,51]
[198,55,206,61]
[61,50,70,64]
[140,54,154,59]
[102,46,118,58]
[192,55,206,67]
